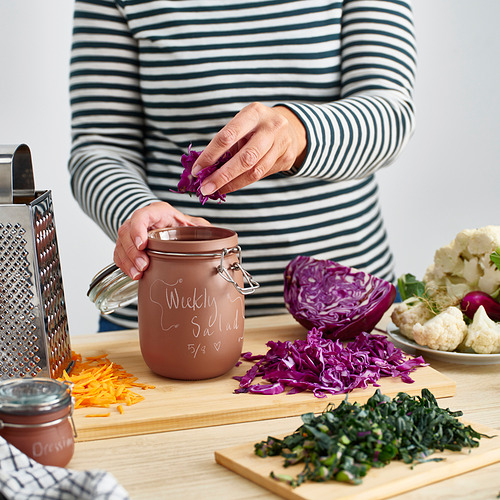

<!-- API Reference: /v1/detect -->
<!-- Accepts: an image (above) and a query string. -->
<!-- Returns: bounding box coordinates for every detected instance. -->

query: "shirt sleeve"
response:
[68,0,158,241]
[278,0,416,180]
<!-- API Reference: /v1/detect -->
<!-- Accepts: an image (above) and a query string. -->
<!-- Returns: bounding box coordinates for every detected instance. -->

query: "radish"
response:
[461,291,500,321]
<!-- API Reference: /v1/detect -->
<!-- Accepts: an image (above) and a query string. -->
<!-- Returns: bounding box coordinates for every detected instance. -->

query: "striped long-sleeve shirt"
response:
[69,0,416,327]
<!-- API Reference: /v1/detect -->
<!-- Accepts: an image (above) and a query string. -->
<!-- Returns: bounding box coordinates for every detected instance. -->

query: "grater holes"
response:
[0,220,44,379]
[1,198,71,379]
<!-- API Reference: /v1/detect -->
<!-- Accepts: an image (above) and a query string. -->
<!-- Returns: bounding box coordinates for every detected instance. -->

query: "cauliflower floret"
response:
[422,263,435,284]
[466,225,500,257]
[461,257,481,286]
[423,226,500,305]
[477,259,500,295]
[413,306,467,351]
[464,305,500,354]
[444,278,472,302]
[453,228,476,257]
[444,278,470,302]
[391,300,434,340]
[433,244,462,278]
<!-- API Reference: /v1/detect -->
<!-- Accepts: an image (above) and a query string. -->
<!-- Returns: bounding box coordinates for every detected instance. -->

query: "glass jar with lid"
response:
[0,378,76,467]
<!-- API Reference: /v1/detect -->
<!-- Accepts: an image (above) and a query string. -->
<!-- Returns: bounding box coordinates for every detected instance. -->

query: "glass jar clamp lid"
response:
[87,263,138,314]
[0,378,73,415]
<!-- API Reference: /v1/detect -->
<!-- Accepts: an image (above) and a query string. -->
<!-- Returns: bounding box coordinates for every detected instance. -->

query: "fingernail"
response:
[191,164,200,177]
[130,267,141,279]
[135,237,143,249]
[135,257,148,271]
[201,182,216,196]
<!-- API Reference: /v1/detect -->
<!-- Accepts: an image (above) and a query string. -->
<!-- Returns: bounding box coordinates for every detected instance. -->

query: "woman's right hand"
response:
[113,201,211,280]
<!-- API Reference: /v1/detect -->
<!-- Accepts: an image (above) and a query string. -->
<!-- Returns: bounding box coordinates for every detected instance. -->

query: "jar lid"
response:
[87,263,138,314]
[0,378,72,415]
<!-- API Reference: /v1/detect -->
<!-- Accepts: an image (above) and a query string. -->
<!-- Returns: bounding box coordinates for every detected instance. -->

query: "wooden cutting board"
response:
[70,315,456,442]
[215,422,500,500]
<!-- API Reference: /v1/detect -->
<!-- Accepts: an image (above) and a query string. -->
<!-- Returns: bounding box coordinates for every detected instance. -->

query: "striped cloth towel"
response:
[0,437,129,500]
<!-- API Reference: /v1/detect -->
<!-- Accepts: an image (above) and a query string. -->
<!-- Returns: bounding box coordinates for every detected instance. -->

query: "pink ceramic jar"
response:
[0,378,75,467]
[138,227,259,380]
[88,226,260,380]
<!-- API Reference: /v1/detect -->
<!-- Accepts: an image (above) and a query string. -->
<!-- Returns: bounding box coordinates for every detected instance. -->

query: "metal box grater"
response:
[0,144,72,379]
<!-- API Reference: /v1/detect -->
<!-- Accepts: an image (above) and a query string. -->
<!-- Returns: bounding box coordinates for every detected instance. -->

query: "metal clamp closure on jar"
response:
[0,405,77,438]
[148,245,260,295]
[87,226,260,315]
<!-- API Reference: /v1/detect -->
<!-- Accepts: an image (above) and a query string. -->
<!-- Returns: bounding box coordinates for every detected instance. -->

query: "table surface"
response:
[68,312,500,500]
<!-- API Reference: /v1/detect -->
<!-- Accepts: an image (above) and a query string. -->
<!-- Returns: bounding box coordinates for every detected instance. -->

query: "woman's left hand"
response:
[191,103,307,196]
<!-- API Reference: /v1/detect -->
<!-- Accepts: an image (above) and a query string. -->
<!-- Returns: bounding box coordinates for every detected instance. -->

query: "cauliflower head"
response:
[413,306,467,351]
[464,305,500,354]
[391,300,434,340]
[423,226,500,305]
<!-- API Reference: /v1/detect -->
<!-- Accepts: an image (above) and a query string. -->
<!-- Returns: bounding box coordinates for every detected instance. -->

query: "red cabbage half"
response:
[174,145,231,205]
[234,329,426,398]
[284,256,397,340]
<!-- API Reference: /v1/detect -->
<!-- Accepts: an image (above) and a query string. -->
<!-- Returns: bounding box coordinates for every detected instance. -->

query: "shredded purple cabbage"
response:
[234,328,427,398]
[284,256,397,341]
[174,145,230,205]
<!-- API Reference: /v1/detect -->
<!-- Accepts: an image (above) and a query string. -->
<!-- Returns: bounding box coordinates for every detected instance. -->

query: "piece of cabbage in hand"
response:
[284,256,397,341]
[174,145,231,205]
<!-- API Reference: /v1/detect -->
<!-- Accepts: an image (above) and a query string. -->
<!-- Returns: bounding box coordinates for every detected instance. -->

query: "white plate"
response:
[386,322,500,365]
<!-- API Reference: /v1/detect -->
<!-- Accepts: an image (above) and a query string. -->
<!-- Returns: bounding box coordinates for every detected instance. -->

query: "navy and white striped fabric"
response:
[69,0,416,327]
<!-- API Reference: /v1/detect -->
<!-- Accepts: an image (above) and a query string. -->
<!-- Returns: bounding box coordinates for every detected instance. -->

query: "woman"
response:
[69,0,416,329]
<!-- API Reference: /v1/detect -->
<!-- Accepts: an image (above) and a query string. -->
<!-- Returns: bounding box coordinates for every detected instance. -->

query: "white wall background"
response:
[0,1,498,336]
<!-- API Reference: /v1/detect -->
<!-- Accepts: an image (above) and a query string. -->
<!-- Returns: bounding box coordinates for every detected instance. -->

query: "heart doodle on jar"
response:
[213,341,222,351]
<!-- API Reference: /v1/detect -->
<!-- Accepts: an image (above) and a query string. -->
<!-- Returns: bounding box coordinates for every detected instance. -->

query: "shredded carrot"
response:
[59,351,155,417]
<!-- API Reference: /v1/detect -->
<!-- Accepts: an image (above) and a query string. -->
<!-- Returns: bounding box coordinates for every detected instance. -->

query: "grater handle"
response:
[0,143,36,203]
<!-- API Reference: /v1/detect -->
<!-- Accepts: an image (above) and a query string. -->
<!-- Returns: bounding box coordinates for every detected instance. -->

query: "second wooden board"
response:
[215,422,500,500]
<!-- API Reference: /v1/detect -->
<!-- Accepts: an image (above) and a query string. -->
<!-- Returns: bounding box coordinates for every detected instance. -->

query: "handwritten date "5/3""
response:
[187,343,206,358]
